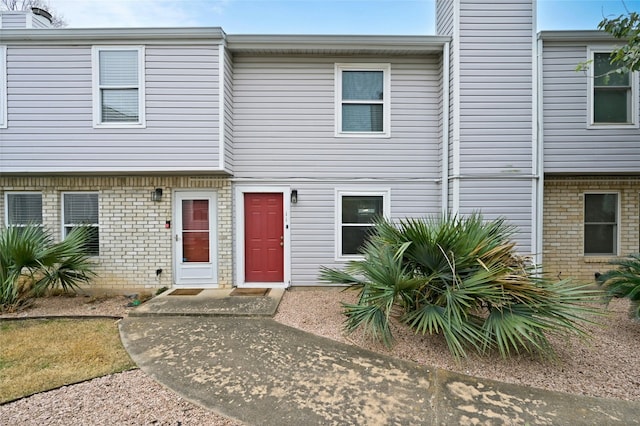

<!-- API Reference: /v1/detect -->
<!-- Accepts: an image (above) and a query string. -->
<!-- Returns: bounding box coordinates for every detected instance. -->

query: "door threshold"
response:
[237,283,288,289]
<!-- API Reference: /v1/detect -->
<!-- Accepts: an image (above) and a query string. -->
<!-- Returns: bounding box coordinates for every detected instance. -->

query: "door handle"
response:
[280,241,284,247]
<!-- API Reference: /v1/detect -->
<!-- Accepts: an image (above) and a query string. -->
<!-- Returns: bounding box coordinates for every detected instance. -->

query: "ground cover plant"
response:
[597,253,640,321]
[0,224,95,312]
[320,214,602,359]
[0,318,135,403]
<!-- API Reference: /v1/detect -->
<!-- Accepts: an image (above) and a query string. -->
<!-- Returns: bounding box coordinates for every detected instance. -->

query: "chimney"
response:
[31,7,53,25]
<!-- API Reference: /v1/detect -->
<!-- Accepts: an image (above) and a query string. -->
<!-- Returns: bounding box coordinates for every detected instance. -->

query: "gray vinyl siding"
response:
[436,1,456,214]
[0,44,221,173]
[243,181,441,286]
[223,47,234,172]
[232,54,441,179]
[542,41,640,173]
[436,0,454,36]
[455,0,534,252]
[1,13,27,29]
[32,15,51,29]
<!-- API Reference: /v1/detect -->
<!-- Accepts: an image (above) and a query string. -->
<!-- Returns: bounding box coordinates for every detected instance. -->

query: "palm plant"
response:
[0,224,96,311]
[597,253,640,321]
[320,214,601,359]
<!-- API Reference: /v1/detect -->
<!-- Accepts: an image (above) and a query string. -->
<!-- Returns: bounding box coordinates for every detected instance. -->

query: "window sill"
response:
[93,122,146,129]
[335,132,390,139]
[587,123,639,130]
[583,256,617,263]
[335,255,365,262]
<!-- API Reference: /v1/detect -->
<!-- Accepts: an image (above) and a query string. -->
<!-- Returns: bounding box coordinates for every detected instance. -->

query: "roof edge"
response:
[0,27,226,43]
[226,34,451,53]
[538,30,622,42]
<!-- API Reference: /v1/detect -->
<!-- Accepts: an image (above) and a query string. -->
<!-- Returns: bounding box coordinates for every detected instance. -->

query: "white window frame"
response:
[0,46,6,129]
[335,63,391,138]
[92,45,145,128]
[4,192,43,227]
[335,188,391,261]
[583,191,620,257]
[62,192,100,256]
[587,47,639,129]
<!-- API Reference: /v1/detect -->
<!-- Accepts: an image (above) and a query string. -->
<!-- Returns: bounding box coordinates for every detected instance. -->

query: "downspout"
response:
[441,41,450,214]
[534,34,545,267]
[451,1,460,214]
[218,42,226,171]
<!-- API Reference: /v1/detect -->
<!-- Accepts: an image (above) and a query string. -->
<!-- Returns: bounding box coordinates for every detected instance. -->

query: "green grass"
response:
[0,318,136,403]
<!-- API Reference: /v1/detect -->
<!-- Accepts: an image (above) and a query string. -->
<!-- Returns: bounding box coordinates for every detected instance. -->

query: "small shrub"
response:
[597,253,640,321]
[320,214,602,359]
[0,225,96,312]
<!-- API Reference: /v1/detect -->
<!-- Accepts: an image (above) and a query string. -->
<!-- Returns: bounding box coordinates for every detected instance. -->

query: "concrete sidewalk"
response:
[120,314,640,425]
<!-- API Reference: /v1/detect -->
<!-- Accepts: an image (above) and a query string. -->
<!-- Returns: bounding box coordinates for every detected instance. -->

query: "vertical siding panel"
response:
[224,47,234,172]
[454,0,534,252]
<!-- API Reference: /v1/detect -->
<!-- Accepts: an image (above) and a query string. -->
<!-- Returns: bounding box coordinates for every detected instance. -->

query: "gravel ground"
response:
[274,288,640,402]
[1,289,638,425]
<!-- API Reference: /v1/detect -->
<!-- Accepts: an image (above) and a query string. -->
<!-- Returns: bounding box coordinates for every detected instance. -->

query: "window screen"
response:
[6,193,42,226]
[63,193,99,255]
[593,53,631,124]
[97,49,140,123]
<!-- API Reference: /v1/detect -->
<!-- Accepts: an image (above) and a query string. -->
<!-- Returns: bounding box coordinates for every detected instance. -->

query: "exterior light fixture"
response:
[151,188,163,202]
[291,189,298,204]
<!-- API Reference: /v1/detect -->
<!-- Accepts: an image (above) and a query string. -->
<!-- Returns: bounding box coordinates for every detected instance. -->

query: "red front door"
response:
[244,193,284,282]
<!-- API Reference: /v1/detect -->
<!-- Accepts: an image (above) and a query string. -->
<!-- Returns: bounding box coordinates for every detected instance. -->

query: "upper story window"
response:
[5,193,42,227]
[62,192,99,255]
[590,50,638,127]
[0,46,6,129]
[335,64,390,137]
[92,46,145,128]
[584,192,618,256]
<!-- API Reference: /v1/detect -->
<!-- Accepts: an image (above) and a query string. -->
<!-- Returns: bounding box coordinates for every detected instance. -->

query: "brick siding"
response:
[0,175,233,292]
[543,176,640,283]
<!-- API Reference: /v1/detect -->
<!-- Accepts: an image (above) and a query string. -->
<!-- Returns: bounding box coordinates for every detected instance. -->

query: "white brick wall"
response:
[0,175,233,292]
[544,176,640,283]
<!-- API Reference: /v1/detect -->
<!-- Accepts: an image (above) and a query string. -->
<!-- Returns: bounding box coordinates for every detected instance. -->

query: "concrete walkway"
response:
[119,290,640,425]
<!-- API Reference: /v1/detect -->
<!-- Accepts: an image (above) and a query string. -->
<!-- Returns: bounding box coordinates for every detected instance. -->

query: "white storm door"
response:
[174,191,217,287]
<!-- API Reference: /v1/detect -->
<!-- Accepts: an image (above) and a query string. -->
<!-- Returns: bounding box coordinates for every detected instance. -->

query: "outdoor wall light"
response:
[151,188,163,202]
[291,189,298,204]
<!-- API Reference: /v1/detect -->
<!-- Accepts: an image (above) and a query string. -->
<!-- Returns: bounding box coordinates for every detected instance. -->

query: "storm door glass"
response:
[181,199,210,262]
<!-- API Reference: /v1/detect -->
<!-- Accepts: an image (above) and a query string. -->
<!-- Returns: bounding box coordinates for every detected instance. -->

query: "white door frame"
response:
[173,190,218,288]
[234,185,291,288]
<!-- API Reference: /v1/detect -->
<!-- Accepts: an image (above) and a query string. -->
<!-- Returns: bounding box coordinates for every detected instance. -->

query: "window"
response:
[590,50,637,126]
[337,190,390,259]
[0,46,6,128]
[92,46,145,127]
[584,193,618,256]
[63,193,99,255]
[335,64,390,137]
[5,193,42,227]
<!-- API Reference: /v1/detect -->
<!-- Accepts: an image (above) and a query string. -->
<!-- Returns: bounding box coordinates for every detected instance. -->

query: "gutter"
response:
[226,34,451,54]
[0,27,227,44]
